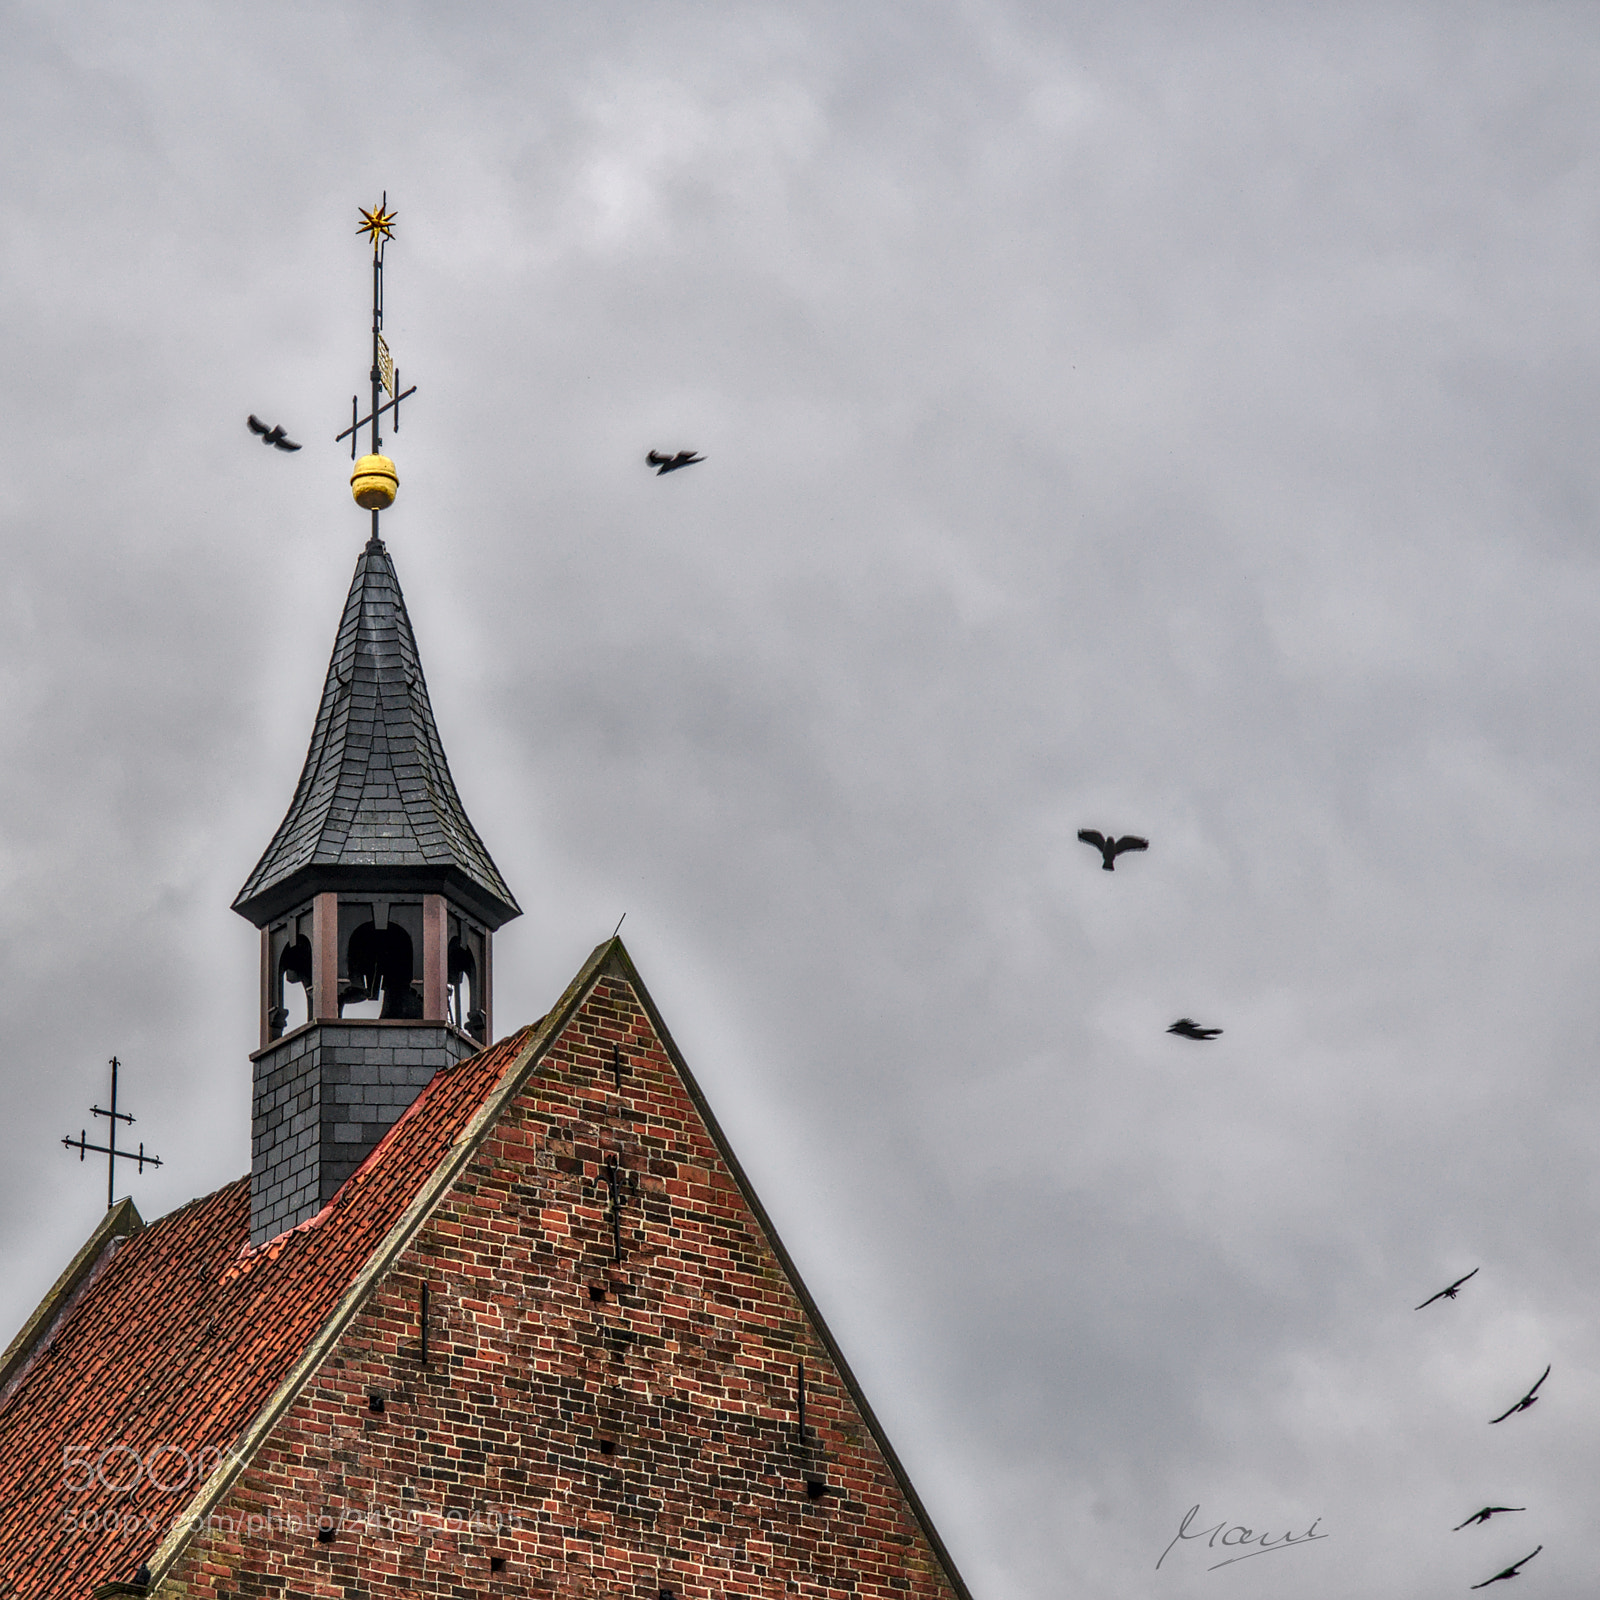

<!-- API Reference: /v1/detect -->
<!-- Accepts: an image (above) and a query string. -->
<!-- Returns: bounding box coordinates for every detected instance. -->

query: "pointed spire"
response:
[234,536,519,929]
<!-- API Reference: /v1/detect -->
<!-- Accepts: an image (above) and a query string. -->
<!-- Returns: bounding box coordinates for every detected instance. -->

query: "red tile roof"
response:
[0,939,973,1600]
[0,1022,538,1599]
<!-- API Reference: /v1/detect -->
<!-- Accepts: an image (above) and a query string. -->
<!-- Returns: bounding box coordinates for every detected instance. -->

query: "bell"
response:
[351,453,398,510]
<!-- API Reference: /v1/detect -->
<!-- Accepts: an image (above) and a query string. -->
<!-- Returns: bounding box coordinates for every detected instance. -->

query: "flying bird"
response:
[1416,1267,1479,1309]
[1488,1365,1550,1424]
[1167,1018,1222,1041]
[1077,829,1149,871]
[646,449,703,475]
[1454,1507,1525,1531]
[247,415,301,452]
[1469,1547,1541,1589]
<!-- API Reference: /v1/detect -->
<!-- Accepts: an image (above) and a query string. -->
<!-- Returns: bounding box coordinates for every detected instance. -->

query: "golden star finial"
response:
[357,199,398,251]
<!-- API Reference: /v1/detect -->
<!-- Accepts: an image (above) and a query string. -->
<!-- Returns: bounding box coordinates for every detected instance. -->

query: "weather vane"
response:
[61,1056,163,1211]
[336,192,418,535]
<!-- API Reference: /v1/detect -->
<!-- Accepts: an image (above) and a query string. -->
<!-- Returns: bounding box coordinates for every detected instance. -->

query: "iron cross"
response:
[61,1056,163,1210]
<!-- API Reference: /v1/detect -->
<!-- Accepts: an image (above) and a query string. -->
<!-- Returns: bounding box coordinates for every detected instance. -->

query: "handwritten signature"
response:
[1157,1504,1329,1572]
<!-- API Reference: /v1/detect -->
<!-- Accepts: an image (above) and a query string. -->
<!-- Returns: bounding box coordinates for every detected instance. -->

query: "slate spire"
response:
[233,534,519,929]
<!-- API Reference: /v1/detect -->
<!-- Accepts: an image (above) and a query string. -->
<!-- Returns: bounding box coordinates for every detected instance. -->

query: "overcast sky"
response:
[3,3,1599,1595]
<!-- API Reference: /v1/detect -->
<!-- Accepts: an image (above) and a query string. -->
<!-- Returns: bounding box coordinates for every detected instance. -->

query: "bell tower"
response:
[234,199,520,1244]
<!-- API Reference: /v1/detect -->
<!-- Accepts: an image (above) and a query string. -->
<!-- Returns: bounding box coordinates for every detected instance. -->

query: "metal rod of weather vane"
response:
[106,1056,118,1208]
[370,243,383,457]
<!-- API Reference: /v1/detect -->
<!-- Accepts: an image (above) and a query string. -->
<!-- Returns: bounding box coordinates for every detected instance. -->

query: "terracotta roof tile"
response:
[0,1024,535,1598]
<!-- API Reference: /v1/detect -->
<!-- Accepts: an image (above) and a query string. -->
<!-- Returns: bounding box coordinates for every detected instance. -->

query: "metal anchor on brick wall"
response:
[600,1155,639,1263]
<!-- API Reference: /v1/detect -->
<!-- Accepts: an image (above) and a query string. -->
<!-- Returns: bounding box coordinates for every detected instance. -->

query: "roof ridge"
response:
[228,1022,542,1268]
[141,950,613,1588]
[0,1198,144,1409]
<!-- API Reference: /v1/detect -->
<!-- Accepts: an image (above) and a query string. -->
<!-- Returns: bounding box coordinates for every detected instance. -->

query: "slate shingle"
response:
[232,535,518,926]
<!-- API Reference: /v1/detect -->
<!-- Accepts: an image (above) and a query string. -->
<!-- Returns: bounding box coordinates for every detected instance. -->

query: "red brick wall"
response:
[162,974,960,1600]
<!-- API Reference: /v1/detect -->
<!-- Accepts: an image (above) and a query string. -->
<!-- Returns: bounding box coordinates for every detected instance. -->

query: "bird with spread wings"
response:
[1077,829,1148,871]
[1469,1546,1541,1589]
[1488,1365,1550,1424]
[1454,1506,1524,1531]
[1415,1267,1478,1309]
[247,415,301,452]
[646,449,703,475]
[1167,1018,1222,1041]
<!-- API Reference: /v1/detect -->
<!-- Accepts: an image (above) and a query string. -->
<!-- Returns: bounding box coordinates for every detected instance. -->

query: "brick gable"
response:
[0,941,966,1599]
[0,1022,540,1600]
[158,955,966,1599]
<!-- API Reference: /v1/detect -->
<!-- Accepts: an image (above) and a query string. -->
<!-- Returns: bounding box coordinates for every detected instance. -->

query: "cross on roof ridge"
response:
[60,1056,163,1210]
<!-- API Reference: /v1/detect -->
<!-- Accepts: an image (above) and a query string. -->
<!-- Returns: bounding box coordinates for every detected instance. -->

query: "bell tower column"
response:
[423,893,449,1022]
[313,891,340,1022]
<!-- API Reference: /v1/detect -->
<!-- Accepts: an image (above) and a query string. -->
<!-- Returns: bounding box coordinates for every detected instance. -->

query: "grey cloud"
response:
[2,3,1599,1594]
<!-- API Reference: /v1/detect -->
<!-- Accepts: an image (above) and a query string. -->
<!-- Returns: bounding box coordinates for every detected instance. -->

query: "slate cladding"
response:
[251,1021,479,1243]
[232,534,519,928]
[0,941,971,1600]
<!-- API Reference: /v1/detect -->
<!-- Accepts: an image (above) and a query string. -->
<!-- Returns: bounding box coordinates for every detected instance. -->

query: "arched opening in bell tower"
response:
[341,920,423,1019]
[447,913,489,1041]
[447,937,476,1035]
[264,910,317,1042]
[277,936,312,1033]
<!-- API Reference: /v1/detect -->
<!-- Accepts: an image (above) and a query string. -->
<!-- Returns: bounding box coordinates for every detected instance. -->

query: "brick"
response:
[0,959,966,1600]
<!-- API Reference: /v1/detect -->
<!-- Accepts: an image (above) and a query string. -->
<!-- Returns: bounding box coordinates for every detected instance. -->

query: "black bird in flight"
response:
[1077,829,1148,871]
[1416,1267,1479,1309]
[1167,1018,1222,1041]
[1469,1546,1541,1589]
[646,449,703,474]
[1488,1365,1550,1424]
[1454,1507,1525,1531]
[247,415,301,451]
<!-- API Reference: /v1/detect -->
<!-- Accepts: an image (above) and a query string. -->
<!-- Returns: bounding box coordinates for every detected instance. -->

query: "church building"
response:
[0,213,971,1600]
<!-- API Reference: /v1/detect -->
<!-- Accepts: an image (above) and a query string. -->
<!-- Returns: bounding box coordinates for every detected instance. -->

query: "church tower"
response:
[0,199,972,1600]
[232,197,519,1244]
[232,535,519,1243]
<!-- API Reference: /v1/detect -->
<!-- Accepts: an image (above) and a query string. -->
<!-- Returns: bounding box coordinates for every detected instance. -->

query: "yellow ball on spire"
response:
[351,454,398,509]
